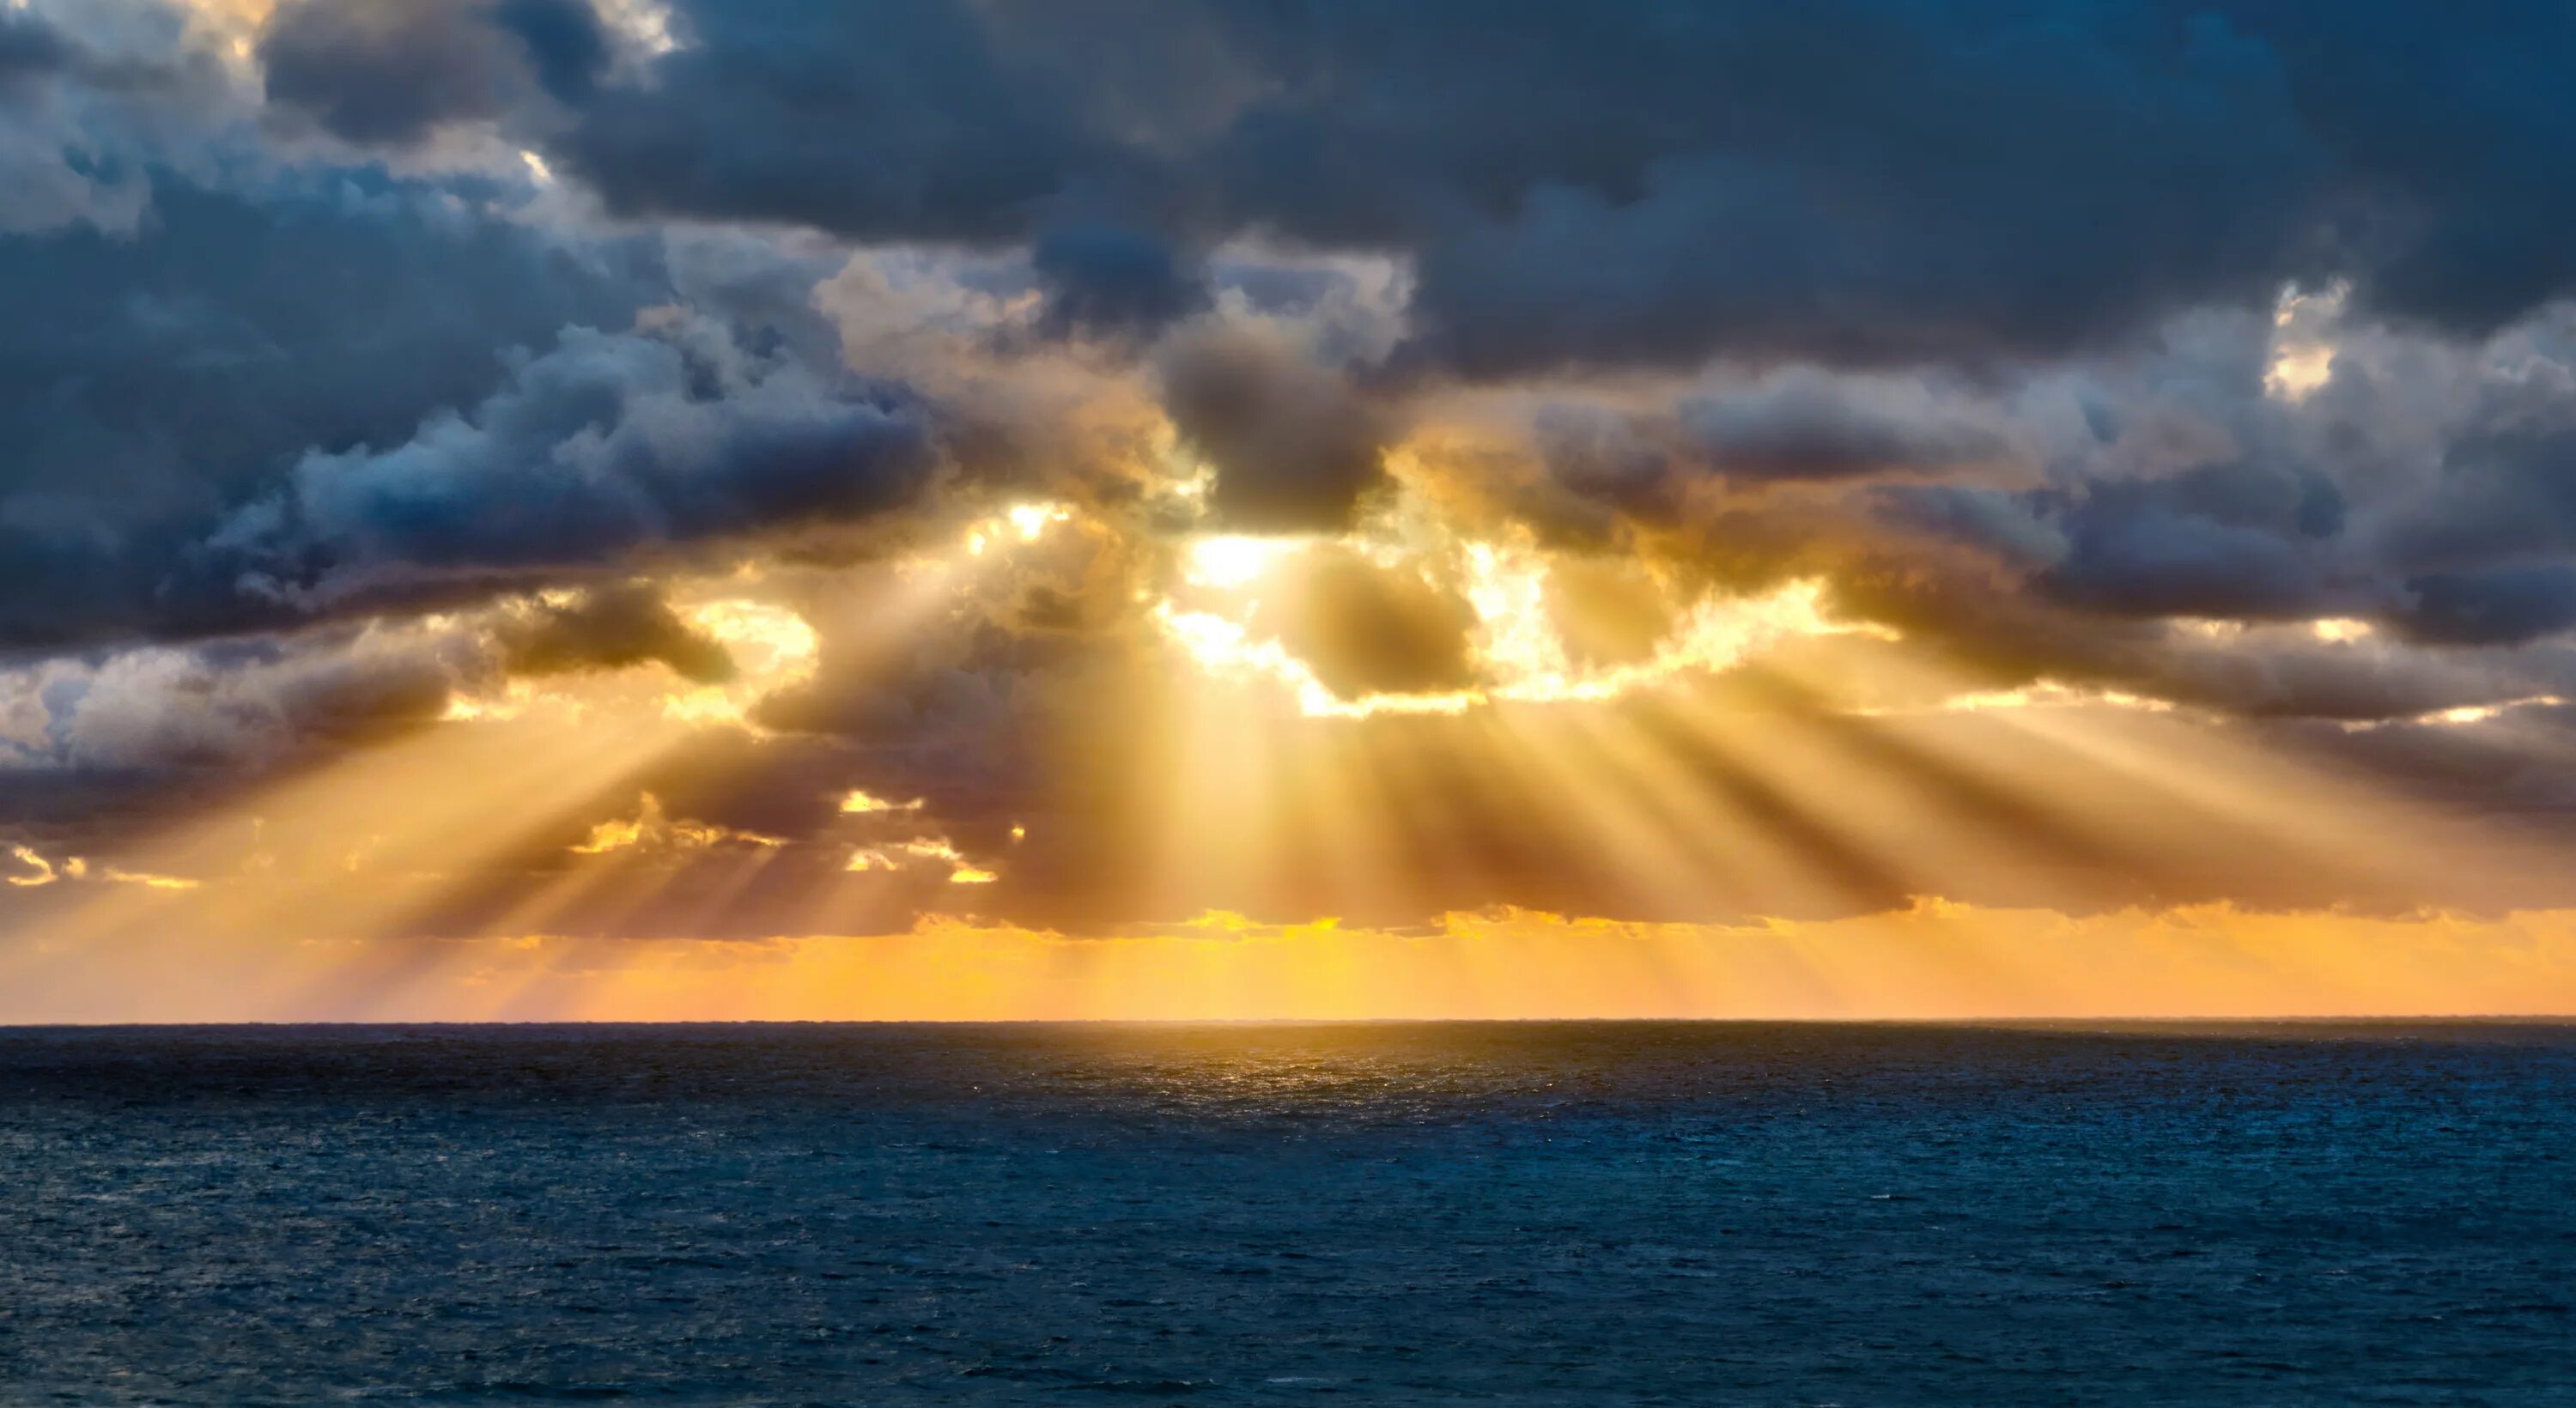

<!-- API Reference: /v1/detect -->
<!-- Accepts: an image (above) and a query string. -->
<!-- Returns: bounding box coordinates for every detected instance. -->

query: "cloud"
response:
[1157,325,1389,533]
[0,10,75,85]
[2043,507,2334,621]
[210,311,939,605]
[1543,555,1676,669]
[1680,372,2020,483]
[393,0,2572,382]
[498,582,737,683]
[1251,547,1481,701]
[0,4,178,235]
[21,0,2576,946]
[0,171,656,647]
[554,0,1093,243]
[495,0,614,105]
[1030,222,1209,342]
[568,790,783,855]
[0,623,479,785]
[2391,566,2576,647]
[258,0,611,143]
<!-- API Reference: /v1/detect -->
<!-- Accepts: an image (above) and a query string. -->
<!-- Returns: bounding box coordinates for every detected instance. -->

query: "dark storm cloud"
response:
[1157,327,1389,533]
[0,13,952,653]
[1030,223,1210,343]
[2392,567,2576,648]
[0,173,657,648]
[1495,374,2031,566]
[0,10,74,83]
[1515,374,2026,543]
[2374,420,2576,578]
[1818,556,2549,725]
[2234,1,2576,337]
[1681,374,2019,483]
[1867,486,2068,570]
[1815,515,2530,723]
[1987,331,2576,649]
[493,0,612,104]
[499,583,737,685]
[150,0,2576,705]
[260,0,523,144]
[463,0,2576,379]
[2041,507,2335,621]
[214,313,939,602]
[556,0,1092,244]
[259,0,608,143]
[1517,404,1692,543]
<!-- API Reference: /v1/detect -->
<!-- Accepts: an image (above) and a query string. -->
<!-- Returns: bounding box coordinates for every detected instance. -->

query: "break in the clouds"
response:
[17,0,2576,973]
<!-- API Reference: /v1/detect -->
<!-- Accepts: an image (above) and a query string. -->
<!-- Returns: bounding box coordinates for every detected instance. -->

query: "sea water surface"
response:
[3,1023,2572,1405]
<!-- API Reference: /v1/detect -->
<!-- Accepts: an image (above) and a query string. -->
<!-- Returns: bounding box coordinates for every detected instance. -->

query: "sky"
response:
[9,0,2576,1020]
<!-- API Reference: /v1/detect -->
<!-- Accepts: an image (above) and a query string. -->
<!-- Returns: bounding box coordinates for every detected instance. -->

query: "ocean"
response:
[3,1023,2571,1405]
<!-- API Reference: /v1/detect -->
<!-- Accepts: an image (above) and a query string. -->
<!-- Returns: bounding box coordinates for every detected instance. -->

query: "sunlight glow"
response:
[1186,535,1304,590]
[71,901,2563,1024]
[1156,543,1888,718]
[2427,696,2566,727]
[7,846,57,888]
[1007,502,1071,541]
[572,794,786,854]
[1469,546,1896,706]
[1905,683,2178,715]
[675,598,820,724]
[2,846,196,891]
[2266,281,2348,402]
[963,501,1075,560]
[846,836,1000,884]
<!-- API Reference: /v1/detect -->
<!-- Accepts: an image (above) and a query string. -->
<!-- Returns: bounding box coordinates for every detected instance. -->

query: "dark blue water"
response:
[3,1023,2573,1405]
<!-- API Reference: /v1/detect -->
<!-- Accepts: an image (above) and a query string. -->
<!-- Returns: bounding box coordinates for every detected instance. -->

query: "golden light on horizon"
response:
[13,898,2576,1024]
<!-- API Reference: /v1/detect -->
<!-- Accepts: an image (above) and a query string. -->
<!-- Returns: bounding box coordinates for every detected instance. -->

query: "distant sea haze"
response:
[4,1022,2573,1404]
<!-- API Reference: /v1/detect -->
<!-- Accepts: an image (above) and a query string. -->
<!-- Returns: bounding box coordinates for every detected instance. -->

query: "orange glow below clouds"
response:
[9,901,2576,1023]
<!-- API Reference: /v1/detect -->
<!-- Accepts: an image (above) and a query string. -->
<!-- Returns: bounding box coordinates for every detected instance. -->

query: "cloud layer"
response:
[14,0,2576,946]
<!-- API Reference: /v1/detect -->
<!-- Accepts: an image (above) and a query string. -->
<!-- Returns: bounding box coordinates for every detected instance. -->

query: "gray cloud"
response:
[1681,373,2020,483]
[0,626,483,787]
[327,0,2572,383]
[259,0,611,144]
[1031,222,1210,343]
[0,170,657,647]
[213,313,939,604]
[1157,326,1389,533]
